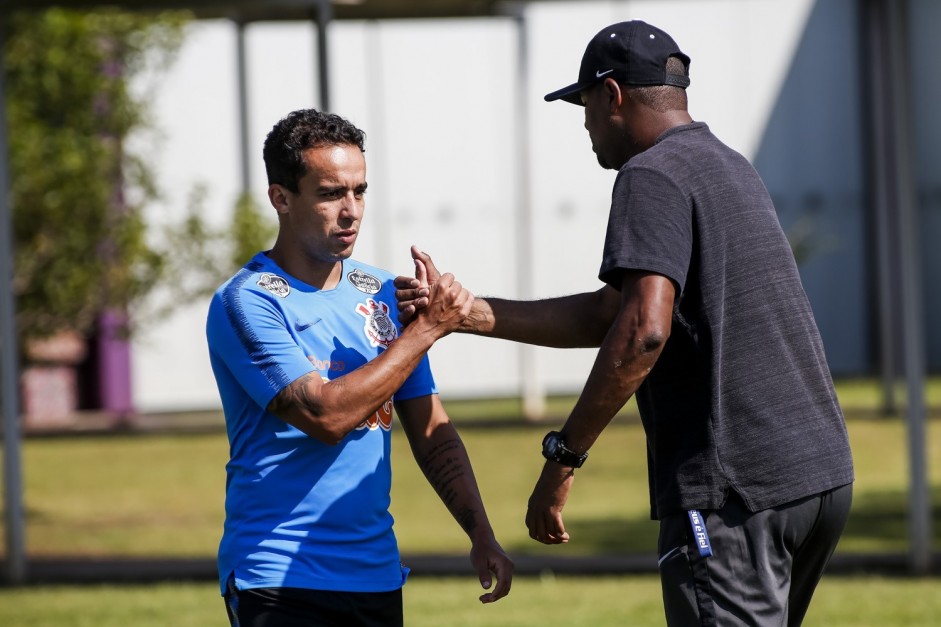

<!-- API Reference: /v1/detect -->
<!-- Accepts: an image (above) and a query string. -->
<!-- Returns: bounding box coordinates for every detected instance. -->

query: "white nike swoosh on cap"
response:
[596,69,614,78]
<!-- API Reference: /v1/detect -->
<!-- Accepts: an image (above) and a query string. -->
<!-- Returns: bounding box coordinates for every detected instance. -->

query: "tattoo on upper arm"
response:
[267,372,320,415]
[418,438,478,533]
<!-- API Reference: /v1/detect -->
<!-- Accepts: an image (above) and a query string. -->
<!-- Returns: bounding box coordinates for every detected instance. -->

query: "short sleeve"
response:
[206,286,315,410]
[393,354,437,401]
[599,165,692,292]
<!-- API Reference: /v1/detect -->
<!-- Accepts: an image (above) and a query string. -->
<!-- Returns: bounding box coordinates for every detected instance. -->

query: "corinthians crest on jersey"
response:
[356,298,398,348]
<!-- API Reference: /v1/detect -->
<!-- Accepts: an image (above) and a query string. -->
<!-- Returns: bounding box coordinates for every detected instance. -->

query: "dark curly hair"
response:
[263,109,367,193]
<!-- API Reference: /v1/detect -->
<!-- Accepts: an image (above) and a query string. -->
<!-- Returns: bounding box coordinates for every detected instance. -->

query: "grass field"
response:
[5,402,939,558]
[1,575,940,626]
[0,378,938,625]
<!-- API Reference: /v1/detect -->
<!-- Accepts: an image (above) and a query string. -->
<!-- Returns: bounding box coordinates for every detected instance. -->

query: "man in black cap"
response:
[396,20,854,626]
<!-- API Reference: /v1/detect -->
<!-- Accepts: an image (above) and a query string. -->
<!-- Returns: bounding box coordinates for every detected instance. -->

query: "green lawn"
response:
[0,378,939,625]
[4,403,938,558]
[1,575,940,626]
[10,424,654,557]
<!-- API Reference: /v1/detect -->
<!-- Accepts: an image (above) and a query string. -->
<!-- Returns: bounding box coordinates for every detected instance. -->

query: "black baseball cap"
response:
[544,20,691,105]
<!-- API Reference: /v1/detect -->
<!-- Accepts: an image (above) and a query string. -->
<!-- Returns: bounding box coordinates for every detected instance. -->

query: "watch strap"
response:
[543,430,588,468]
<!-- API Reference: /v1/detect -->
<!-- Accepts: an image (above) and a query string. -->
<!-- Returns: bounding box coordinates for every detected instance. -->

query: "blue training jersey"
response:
[206,252,436,595]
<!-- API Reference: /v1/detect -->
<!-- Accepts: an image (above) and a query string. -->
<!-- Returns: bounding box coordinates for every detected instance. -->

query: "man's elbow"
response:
[636,323,670,358]
[314,426,346,446]
[611,327,667,377]
[308,412,352,445]
[273,406,347,445]
[640,328,668,353]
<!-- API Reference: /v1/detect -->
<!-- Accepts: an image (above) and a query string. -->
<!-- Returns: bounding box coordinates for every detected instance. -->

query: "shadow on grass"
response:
[505,515,660,555]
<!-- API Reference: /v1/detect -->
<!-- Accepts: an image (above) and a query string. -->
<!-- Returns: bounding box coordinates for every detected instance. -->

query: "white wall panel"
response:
[131,2,815,410]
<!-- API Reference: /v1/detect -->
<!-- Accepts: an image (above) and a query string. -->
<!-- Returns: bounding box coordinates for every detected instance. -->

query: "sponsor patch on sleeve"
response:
[257,273,291,298]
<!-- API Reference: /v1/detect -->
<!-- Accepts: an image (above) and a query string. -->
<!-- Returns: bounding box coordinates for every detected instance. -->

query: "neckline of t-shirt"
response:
[255,252,350,296]
[655,121,708,145]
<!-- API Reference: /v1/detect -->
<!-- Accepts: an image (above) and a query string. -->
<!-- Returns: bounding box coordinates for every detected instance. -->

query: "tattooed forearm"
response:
[267,373,321,415]
[419,438,479,532]
[419,439,463,505]
[454,505,479,534]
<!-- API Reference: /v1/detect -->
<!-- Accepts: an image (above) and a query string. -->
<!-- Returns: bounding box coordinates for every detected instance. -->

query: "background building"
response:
[126,0,940,412]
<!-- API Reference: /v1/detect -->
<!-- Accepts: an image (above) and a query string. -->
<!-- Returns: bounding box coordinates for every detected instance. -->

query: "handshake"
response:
[393,245,475,337]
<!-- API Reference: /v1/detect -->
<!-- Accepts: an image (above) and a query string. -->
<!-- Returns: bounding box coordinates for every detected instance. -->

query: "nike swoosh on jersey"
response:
[294,319,321,332]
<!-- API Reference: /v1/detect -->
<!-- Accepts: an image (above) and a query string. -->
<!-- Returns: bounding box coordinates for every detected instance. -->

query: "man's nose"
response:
[339,193,361,218]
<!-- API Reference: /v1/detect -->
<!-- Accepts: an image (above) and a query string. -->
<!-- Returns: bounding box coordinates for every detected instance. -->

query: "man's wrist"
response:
[541,430,588,468]
[459,299,492,334]
[468,526,497,545]
[399,319,441,352]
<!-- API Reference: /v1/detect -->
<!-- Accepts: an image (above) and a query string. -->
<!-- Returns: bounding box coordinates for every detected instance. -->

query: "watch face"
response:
[541,430,587,468]
[543,431,560,456]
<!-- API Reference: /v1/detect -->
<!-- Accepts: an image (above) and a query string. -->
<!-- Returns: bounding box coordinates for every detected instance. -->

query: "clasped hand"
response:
[400,246,472,338]
[394,245,441,325]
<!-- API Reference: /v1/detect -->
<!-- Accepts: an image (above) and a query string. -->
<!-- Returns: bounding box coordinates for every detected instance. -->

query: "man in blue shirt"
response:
[207,109,512,626]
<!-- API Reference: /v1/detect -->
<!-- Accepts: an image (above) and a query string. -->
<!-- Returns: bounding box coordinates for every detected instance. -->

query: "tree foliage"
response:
[3,8,189,345]
[230,191,278,269]
[147,188,277,321]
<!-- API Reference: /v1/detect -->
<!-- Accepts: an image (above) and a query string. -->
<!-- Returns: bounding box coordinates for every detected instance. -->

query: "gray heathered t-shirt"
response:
[599,122,854,519]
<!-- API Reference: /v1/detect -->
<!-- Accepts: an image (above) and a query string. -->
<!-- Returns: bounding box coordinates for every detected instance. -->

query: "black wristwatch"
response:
[541,431,588,468]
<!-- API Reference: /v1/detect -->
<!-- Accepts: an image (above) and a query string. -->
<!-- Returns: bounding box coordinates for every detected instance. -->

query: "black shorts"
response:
[223,578,403,627]
[657,483,853,627]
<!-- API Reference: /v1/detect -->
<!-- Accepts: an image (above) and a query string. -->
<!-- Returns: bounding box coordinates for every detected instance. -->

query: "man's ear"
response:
[268,184,291,215]
[602,77,623,113]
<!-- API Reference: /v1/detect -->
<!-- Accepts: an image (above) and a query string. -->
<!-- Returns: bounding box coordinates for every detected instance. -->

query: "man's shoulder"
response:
[215,255,282,298]
[640,122,714,158]
[340,259,394,296]
[653,122,745,164]
[208,254,285,317]
[623,122,746,184]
